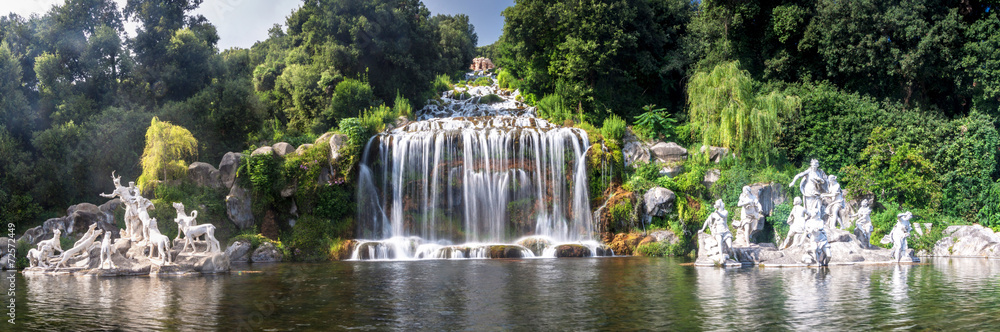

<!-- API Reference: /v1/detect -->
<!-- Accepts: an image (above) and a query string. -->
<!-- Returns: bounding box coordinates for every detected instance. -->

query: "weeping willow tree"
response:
[687,61,800,163]
[138,117,198,191]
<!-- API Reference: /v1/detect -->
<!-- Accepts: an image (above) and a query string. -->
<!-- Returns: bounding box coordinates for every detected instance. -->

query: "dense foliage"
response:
[0,0,475,237]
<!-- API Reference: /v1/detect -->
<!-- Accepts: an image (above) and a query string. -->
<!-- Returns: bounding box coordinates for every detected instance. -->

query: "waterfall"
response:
[353,76,608,260]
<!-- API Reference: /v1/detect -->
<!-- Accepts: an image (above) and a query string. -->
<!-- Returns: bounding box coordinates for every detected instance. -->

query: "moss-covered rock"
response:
[554,244,593,257]
[487,245,527,259]
[609,232,647,256]
[516,236,552,256]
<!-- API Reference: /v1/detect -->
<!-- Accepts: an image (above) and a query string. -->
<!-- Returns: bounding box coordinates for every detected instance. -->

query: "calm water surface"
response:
[7,257,1000,331]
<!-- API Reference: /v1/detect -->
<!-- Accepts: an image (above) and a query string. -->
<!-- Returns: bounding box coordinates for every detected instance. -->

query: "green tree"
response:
[0,42,33,140]
[801,0,963,110]
[839,127,942,211]
[432,14,477,76]
[498,0,692,118]
[138,117,198,190]
[687,61,800,163]
[960,12,1000,113]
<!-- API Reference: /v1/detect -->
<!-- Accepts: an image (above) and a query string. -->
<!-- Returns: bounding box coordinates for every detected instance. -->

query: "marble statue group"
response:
[27,171,223,271]
[697,159,917,267]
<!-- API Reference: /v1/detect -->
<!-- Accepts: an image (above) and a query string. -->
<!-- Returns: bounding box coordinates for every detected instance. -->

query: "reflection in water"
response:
[19,273,223,330]
[11,257,1000,330]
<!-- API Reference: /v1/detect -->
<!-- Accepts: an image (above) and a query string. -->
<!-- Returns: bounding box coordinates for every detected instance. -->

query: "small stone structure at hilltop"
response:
[469,57,495,71]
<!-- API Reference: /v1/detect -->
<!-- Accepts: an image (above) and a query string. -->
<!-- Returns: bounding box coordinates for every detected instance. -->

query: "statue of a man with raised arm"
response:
[790,159,827,218]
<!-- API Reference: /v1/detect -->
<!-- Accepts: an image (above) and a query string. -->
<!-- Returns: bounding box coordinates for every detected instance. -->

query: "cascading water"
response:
[352,73,611,260]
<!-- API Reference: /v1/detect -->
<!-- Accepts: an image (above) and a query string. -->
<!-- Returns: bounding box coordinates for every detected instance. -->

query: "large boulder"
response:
[700,146,731,163]
[0,254,12,270]
[66,202,119,240]
[746,182,787,216]
[315,132,333,146]
[516,236,552,257]
[621,129,652,168]
[98,198,122,216]
[226,184,254,230]
[251,146,274,156]
[553,244,593,258]
[172,251,230,273]
[650,142,687,163]
[659,163,684,178]
[251,242,283,263]
[929,225,1000,258]
[486,245,528,259]
[187,162,222,189]
[329,133,349,165]
[272,142,295,157]
[649,230,680,245]
[295,143,313,156]
[19,226,47,245]
[702,169,721,190]
[0,237,11,257]
[644,187,676,218]
[218,152,242,189]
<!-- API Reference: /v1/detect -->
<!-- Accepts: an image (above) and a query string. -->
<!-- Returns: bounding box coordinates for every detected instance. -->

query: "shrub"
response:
[229,231,270,249]
[479,94,503,104]
[635,241,689,257]
[770,202,792,242]
[610,199,636,231]
[431,74,452,94]
[393,92,413,118]
[497,69,516,90]
[633,104,677,141]
[288,215,336,261]
[326,79,376,125]
[601,114,626,144]
[536,94,574,124]
[472,76,494,86]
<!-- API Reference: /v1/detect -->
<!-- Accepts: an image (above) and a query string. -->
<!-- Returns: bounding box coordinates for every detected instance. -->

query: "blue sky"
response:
[3,0,513,49]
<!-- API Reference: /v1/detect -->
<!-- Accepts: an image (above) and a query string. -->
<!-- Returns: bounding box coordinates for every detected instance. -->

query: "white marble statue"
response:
[851,199,874,248]
[734,186,764,245]
[174,202,221,253]
[99,231,117,269]
[28,243,55,268]
[145,218,173,264]
[699,199,734,261]
[134,196,157,244]
[790,159,828,218]
[172,202,199,241]
[803,213,830,266]
[35,229,63,258]
[822,175,845,229]
[73,223,99,253]
[780,197,808,249]
[54,229,103,270]
[101,172,150,242]
[890,211,914,263]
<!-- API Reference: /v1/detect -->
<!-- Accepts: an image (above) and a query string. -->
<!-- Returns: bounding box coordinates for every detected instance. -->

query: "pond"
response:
[8,257,1000,330]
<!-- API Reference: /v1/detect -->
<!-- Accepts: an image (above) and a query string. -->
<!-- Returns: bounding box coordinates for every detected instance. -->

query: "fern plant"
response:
[633,104,676,141]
